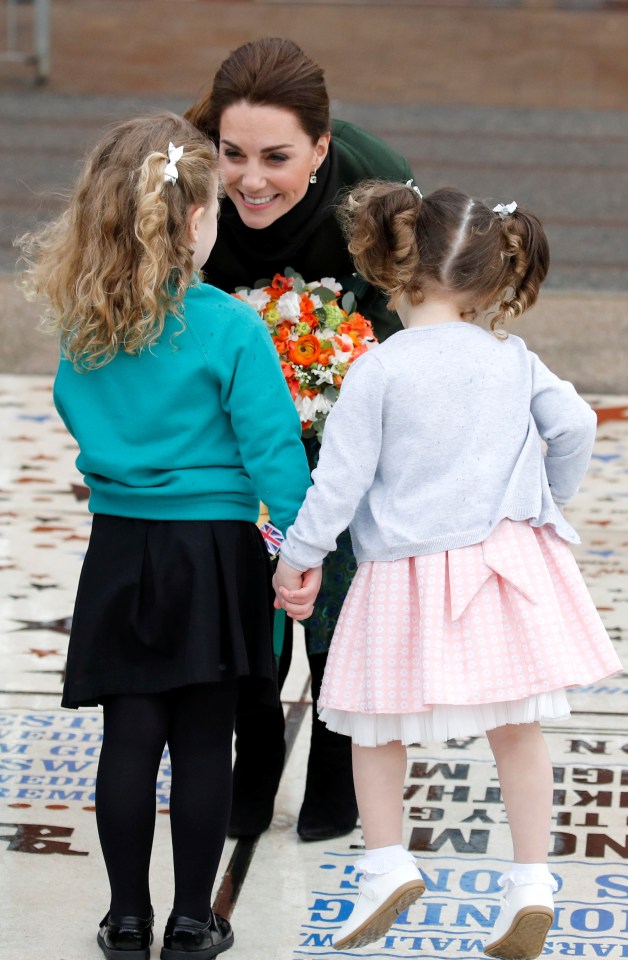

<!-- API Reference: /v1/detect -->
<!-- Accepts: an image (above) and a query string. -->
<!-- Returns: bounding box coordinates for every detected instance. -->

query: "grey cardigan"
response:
[281,322,597,571]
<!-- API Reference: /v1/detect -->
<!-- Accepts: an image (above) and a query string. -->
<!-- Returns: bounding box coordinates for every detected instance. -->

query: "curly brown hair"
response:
[339,182,550,328]
[17,113,219,369]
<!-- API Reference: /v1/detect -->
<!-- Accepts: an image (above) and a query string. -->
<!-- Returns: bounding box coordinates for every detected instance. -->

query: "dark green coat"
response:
[203,120,414,653]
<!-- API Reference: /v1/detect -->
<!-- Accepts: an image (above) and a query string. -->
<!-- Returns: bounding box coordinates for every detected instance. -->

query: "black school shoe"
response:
[160,912,234,960]
[97,910,154,959]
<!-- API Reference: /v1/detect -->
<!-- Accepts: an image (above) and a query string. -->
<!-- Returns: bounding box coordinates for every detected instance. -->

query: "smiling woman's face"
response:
[218,102,330,229]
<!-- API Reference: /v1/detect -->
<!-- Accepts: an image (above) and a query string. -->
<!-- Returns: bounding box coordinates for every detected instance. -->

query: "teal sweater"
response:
[53,282,311,534]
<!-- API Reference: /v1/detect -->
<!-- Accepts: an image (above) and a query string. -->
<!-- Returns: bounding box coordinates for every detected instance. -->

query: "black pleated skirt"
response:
[62,515,278,709]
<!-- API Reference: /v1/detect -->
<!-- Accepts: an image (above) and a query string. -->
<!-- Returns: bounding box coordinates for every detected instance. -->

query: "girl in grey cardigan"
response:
[273,182,622,960]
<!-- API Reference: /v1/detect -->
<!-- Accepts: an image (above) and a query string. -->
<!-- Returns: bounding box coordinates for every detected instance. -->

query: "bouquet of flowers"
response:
[234,268,377,439]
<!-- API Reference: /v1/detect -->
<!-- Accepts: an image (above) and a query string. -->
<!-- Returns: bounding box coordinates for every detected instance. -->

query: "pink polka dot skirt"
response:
[318,519,622,745]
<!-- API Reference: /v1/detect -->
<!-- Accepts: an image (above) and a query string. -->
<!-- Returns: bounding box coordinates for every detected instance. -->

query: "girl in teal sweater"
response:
[18,112,311,960]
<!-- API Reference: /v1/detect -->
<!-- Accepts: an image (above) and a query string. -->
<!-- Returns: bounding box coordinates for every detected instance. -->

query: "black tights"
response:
[96,682,237,921]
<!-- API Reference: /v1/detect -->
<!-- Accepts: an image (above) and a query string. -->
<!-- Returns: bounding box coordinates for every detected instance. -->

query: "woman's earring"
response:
[309,169,317,184]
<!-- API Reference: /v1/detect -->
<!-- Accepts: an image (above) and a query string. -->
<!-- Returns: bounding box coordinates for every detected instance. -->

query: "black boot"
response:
[297,652,358,842]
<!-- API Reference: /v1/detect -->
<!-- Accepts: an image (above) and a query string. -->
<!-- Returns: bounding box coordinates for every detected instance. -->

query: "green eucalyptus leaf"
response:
[253,278,271,289]
[310,286,336,303]
[341,291,356,314]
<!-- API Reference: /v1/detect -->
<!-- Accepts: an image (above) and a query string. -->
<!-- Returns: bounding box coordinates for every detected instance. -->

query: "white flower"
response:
[313,367,335,386]
[318,277,342,295]
[310,294,323,310]
[238,288,271,312]
[276,291,302,321]
[295,393,334,423]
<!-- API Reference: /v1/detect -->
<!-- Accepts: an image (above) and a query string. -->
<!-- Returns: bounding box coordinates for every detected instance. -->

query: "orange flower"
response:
[273,338,288,355]
[350,342,369,361]
[280,361,300,398]
[274,322,292,341]
[351,311,372,333]
[271,274,293,294]
[287,335,321,367]
[318,338,333,365]
[300,294,315,315]
[334,334,352,353]
[339,312,373,343]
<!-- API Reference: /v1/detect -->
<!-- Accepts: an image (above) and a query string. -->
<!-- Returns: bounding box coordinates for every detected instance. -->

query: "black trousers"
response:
[230,619,357,835]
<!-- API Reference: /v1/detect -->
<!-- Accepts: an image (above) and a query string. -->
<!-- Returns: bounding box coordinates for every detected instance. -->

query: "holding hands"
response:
[273,558,322,621]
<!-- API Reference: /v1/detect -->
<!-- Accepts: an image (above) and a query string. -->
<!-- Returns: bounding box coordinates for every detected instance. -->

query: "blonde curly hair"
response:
[339,182,550,330]
[17,112,219,369]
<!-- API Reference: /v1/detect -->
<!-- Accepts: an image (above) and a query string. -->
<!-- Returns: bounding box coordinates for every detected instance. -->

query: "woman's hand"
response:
[273,558,322,621]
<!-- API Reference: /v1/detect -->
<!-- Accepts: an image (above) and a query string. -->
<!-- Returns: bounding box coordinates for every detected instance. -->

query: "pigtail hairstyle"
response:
[339,183,550,330]
[18,112,219,369]
[494,208,550,326]
[339,181,424,311]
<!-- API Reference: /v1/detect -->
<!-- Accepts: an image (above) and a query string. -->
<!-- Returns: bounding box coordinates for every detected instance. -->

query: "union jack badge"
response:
[259,521,285,557]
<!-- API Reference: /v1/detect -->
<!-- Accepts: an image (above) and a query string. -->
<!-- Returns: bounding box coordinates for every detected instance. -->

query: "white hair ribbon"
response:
[405,179,423,199]
[493,201,517,219]
[164,142,184,185]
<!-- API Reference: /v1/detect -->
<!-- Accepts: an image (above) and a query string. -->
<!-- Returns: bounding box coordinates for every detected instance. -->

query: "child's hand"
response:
[273,558,323,621]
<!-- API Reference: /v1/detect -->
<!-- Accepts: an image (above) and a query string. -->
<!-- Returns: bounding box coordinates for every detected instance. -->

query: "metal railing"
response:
[1,0,50,83]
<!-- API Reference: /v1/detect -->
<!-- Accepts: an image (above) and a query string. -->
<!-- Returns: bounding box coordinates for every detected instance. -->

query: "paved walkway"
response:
[1,377,626,960]
[1,3,627,959]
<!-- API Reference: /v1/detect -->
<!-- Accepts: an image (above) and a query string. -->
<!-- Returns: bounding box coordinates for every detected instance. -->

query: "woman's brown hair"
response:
[185,38,330,144]
[339,182,550,328]
[17,113,219,369]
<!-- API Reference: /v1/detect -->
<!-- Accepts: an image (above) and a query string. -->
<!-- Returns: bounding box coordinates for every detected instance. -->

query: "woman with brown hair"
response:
[186,37,414,842]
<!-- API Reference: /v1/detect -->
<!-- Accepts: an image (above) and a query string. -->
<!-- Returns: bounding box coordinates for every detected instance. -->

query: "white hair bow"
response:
[164,142,184,185]
[493,201,517,218]
[405,179,423,199]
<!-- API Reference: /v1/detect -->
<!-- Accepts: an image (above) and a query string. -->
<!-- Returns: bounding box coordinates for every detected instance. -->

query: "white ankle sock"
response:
[355,844,415,877]
[502,862,557,890]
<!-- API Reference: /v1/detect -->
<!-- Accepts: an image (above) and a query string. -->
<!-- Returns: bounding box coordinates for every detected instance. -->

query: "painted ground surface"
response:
[0,375,626,960]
